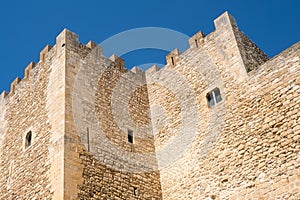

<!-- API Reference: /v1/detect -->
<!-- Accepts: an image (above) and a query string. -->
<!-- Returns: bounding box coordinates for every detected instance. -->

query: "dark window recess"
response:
[25,131,32,148]
[195,39,198,48]
[206,87,222,107]
[133,187,137,196]
[128,130,134,144]
[206,92,215,107]
[87,127,90,152]
[171,57,175,65]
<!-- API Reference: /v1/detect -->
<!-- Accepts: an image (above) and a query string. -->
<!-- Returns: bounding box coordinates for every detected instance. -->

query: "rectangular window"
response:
[195,39,198,48]
[128,130,134,144]
[87,127,90,152]
[207,87,222,107]
[171,57,175,65]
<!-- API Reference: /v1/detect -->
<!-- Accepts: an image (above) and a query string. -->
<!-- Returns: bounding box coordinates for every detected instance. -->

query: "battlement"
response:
[188,11,236,50]
[0,12,270,104]
[0,91,8,107]
[189,31,206,48]
[86,40,98,49]
[145,11,270,81]
[109,54,126,70]
[166,48,181,66]
[40,45,53,63]
[24,62,37,79]
[146,65,161,77]
[213,11,237,29]
[10,77,22,96]
[1,42,54,98]
[131,66,144,74]
[0,28,106,100]
[56,28,79,48]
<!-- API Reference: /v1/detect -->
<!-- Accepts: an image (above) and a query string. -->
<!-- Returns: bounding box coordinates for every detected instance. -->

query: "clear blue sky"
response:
[0,0,299,92]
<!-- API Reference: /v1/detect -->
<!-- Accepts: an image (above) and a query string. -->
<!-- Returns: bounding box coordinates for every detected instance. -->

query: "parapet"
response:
[0,11,271,103]
[10,77,21,95]
[166,48,181,66]
[40,45,53,63]
[146,65,161,77]
[86,41,97,49]
[187,11,269,81]
[131,66,146,79]
[56,28,79,48]
[214,11,237,30]
[0,91,8,106]
[24,62,36,79]
[85,40,103,58]
[1,46,49,98]
[188,11,237,49]
[3,43,51,97]
[109,54,126,71]
[189,31,206,48]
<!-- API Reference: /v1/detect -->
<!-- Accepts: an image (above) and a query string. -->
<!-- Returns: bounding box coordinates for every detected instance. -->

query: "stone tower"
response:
[0,12,299,199]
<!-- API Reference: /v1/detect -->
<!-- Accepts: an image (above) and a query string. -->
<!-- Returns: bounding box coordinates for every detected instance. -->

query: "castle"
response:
[0,11,299,200]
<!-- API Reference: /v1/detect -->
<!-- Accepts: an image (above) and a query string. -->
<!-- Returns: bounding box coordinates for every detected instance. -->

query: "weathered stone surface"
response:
[0,11,299,200]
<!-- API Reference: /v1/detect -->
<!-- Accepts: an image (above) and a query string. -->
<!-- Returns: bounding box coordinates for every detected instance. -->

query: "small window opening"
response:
[128,130,134,144]
[87,128,90,152]
[206,87,222,107]
[25,131,32,148]
[61,43,66,47]
[195,39,198,48]
[133,187,137,196]
[171,57,175,65]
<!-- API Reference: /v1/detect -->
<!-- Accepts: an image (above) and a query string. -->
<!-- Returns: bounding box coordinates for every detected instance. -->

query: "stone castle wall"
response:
[0,60,53,199]
[0,11,299,200]
[148,12,300,200]
[0,41,67,199]
[62,31,162,199]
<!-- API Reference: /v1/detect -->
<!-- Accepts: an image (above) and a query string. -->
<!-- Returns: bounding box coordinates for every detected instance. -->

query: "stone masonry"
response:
[0,12,299,199]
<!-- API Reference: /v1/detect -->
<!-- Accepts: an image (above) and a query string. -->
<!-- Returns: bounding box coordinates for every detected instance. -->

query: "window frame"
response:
[206,87,222,107]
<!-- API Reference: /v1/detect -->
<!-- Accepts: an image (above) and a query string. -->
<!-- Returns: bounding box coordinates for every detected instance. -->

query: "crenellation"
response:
[166,48,181,66]
[40,44,53,63]
[214,11,237,30]
[24,61,36,79]
[109,54,126,70]
[0,91,8,98]
[10,77,22,95]
[86,40,98,49]
[145,64,161,77]
[189,30,206,48]
[131,66,146,80]
[85,41,104,58]
[0,91,8,106]
[56,28,79,49]
[90,45,103,58]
